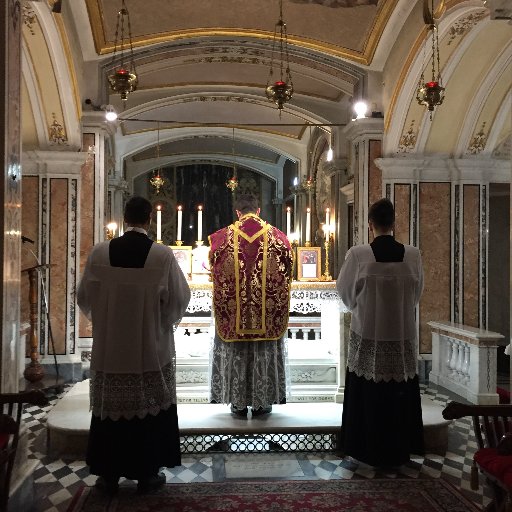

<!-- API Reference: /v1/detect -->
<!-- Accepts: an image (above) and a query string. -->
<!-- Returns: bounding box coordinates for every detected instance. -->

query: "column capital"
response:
[22,150,87,176]
[342,117,384,143]
[81,112,117,137]
[375,156,510,182]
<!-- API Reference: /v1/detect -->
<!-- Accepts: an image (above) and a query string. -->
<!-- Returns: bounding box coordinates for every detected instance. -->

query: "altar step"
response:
[46,380,451,458]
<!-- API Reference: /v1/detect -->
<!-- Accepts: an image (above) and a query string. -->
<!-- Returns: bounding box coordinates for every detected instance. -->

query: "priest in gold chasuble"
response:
[209,194,293,416]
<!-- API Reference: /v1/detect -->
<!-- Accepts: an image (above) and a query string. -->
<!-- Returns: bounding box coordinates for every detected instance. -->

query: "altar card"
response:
[297,246,321,281]
[170,246,192,280]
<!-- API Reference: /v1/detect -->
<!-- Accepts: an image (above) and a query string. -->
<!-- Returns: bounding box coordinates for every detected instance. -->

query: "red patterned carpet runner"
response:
[67,478,479,511]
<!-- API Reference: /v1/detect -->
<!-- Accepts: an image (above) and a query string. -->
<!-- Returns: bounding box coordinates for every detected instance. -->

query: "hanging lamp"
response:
[416,0,445,118]
[265,0,294,114]
[107,0,138,104]
[226,128,239,193]
[149,122,165,194]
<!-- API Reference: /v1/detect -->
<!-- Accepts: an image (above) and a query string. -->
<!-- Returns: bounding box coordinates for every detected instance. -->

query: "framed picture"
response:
[170,246,192,279]
[297,247,321,281]
[191,245,211,278]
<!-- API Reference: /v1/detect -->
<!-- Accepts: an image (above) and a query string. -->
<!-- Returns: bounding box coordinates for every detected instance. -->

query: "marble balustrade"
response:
[428,321,505,404]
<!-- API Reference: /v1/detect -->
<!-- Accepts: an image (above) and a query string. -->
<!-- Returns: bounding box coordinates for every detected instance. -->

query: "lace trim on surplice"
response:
[90,359,177,421]
[347,330,417,383]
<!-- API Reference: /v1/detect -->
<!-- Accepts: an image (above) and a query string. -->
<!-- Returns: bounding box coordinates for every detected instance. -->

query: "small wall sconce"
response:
[105,222,117,240]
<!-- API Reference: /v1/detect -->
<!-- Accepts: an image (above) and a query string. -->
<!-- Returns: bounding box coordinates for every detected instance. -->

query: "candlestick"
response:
[197,205,203,241]
[286,207,291,237]
[177,205,183,241]
[325,208,330,238]
[321,234,333,281]
[306,207,311,244]
[156,205,162,242]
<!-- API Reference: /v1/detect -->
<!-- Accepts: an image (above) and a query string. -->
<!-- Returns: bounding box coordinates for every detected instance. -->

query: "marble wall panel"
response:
[394,184,411,245]
[21,177,39,342]
[368,140,382,206]
[79,133,95,338]
[419,183,451,353]
[368,140,382,243]
[463,185,480,327]
[49,179,68,354]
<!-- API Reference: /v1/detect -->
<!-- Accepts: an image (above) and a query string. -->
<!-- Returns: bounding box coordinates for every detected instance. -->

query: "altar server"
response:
[209,194,293,417]
[77,196,190,493]
[337,198,424,467]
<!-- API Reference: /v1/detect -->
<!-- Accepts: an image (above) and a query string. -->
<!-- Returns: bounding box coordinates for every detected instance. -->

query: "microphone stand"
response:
[24,243,60,381]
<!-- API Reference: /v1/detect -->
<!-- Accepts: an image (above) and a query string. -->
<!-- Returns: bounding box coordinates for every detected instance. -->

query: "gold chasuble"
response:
[209,213,293,341]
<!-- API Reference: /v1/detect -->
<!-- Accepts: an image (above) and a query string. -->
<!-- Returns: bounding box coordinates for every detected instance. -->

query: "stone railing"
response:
[428,321,505,404]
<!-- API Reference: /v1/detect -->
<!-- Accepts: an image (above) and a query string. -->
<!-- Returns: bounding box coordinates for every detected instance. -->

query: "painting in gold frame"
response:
[170,246,192,280]
[297,246,321,281]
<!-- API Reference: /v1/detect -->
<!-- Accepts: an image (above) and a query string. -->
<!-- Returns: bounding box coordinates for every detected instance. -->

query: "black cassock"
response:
[86,231,181,480]
[341,235,424,467]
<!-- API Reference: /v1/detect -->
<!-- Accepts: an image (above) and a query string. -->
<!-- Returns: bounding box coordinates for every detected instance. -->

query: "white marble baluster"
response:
[289,328,299,340]
[455,340,465,381]
[314,328,321,340]
[444,337,453,376]
[449,338,459,378]
[462,344,471,384]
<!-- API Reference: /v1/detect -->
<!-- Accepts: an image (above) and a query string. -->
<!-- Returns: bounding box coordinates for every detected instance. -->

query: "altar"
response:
[175,281,347,403]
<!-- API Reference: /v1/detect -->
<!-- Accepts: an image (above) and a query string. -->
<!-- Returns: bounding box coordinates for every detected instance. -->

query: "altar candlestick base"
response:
[196,240,204,247]
[175,240,183,246]
[304,241,311,247]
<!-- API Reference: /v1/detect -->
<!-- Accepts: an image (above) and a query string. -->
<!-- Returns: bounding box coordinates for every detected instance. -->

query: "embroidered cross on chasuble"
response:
[209,213,293,342]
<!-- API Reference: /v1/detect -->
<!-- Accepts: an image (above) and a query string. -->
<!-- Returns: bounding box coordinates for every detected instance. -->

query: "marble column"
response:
[342,118,384,247]
[0,0,22,395]
[78,113,116,360]
[0,4,40,510]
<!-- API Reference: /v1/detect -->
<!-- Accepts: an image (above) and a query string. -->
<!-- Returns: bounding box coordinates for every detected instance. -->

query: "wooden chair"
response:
[0,390,48,512]
[443,401,512,512]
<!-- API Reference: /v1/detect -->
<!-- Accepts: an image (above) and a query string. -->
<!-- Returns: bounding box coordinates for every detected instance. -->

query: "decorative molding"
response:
[22,150,88,175]
[48,113,68,145]
[81,350,92,363]
[397,120,417,153]
[447,10,487,45]
[467,122,487,154]
[290,367,336,383]
[375,156,510,183]
[176,370,208,384]
[22,2,37,35]
[290,0,377,6]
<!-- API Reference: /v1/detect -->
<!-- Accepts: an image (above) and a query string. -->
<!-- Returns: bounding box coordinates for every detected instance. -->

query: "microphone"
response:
[21,235,34,244]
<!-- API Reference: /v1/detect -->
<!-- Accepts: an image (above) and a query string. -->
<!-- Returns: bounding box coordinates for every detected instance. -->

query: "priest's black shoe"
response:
[230,405,248,417]
[252,405,272,416]
[137,472,166,494]
[95,476,119,495]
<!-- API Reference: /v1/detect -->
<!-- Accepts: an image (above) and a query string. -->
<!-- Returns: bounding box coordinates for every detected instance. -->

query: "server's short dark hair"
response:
[368,198,395,230]
[234,194,259,215]
[124,196,152,225]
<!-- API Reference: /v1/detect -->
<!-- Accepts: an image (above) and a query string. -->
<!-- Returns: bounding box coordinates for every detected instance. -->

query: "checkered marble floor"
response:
[24,384,492,512]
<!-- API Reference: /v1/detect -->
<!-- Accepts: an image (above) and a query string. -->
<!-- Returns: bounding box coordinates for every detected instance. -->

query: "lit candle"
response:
[177,205,183,241]
[306,207,311,243]
[286,207,291,237]
[325,208,330,237]
[197,205,203,241]
[156,205,162,241]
